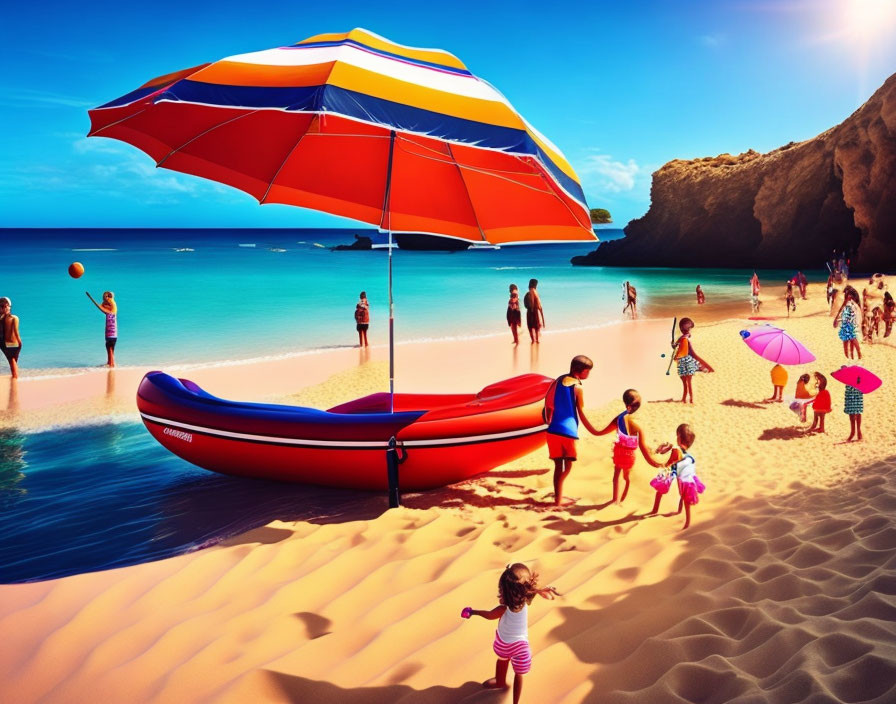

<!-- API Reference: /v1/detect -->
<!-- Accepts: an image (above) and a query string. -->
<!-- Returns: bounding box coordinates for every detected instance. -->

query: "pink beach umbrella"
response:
[739,324,816,365]
[831,365,882,394]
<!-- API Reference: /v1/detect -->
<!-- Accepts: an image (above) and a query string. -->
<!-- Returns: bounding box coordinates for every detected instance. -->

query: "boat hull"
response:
[137,372,552,490]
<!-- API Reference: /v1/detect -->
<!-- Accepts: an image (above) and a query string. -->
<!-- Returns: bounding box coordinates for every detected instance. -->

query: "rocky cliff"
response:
[575,72,896,270]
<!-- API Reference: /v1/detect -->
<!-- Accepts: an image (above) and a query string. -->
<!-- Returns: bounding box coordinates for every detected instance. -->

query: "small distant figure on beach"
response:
[790,373,815,422]
[0,297,22,379]
[861,274,887,343]
[506,284,522,345]
[543,355,600,506]
[593,389,664,505]
[843,382,864,443]
[767,363,788,402]
[672,318,714,403]
[354,291,370,348]
[86,291,117,367]
[834,286,862,359]
[808,372,830,433]
[523,279,545,344]
[750,272,761,313]
[695,285,705,305]
[648,423,703,529]
[883,292,895,338]
[796,271,808,299]
[460,563,559,704]
[785,281,796,316]
[622,281,637,318]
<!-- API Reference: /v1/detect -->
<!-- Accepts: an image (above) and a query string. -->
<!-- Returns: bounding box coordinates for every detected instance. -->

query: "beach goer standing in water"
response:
[696,285,705,305]
[506,284,522,345]
[0,297,22,378]
[808,372,830,433]
[648,423,704,529]
[622,281,637,318]
[523,279,544,344]
[354,291,370,347]
[543,355,600,506]
[834,286,862,359]
[460,563,559,704]
[86,291,117,367]
[593,389,665,505]
[672,318,713,403]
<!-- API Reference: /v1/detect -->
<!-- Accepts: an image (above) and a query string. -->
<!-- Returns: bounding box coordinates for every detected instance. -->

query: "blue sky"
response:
[2,0,894,229]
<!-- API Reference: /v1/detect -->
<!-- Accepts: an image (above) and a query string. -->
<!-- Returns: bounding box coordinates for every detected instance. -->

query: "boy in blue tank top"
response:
[543,355,600,506]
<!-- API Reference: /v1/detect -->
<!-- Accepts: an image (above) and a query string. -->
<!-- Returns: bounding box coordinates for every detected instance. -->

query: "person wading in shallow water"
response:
[0,297,22,378]
[622,281,638,318]
[523,279,545,344]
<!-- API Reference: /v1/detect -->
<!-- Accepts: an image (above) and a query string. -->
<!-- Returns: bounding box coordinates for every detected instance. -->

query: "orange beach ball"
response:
[68,262,85,279]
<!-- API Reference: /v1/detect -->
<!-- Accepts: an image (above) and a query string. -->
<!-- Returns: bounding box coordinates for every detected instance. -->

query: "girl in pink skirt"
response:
[647,424,704,529]
[594,389,665,505]
[460,563,559,704]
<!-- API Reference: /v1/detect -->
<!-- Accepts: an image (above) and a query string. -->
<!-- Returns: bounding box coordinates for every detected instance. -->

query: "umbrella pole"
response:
[389,228,394,412]
[383,130,401,509]
[383,130,396,415]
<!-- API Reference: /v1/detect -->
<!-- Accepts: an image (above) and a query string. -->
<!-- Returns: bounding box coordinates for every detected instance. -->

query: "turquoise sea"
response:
[0,228,823,374]
[0,227,827,583]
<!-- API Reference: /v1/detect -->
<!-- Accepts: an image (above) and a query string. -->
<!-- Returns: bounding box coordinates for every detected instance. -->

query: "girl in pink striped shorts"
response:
[461,563,559,704]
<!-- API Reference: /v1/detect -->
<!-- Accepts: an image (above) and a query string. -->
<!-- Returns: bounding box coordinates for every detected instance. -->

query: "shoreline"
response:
[0,285,805,431]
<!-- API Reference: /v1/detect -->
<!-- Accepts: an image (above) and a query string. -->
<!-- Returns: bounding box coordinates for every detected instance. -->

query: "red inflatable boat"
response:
[137,371,552,490]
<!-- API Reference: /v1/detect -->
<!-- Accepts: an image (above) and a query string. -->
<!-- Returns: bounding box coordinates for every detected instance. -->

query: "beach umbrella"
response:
[831,365,882,394]
[87,28,595,408]
[739,324,816,365]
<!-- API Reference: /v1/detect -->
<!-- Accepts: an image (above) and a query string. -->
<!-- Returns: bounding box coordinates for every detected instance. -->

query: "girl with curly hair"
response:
[460,563,559,703]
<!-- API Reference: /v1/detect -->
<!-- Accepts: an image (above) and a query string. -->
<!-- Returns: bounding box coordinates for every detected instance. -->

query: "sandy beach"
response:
[2,282,896,703]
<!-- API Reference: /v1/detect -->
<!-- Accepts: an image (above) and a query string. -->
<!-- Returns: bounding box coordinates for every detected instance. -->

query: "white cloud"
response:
[0,88,94,108]
[699,33,727,47]
[578,154,640,192]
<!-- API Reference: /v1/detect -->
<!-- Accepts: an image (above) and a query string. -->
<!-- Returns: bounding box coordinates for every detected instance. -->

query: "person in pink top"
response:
[461,563,559,704]
[593,389,665,505]
[86,291,117,367]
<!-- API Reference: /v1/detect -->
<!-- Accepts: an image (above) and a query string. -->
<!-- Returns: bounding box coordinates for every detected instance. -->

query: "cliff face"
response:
[576,73,896,270]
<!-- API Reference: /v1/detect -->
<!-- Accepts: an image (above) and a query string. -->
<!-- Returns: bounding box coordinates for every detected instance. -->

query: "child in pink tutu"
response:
[460,563,559,704]
[594,389,665,505]
[647,424,703,529]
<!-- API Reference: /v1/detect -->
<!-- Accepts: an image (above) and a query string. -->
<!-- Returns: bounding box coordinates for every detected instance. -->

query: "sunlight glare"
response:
[842,0,896,43]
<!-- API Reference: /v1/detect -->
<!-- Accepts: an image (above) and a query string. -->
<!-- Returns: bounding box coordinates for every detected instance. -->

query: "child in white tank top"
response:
[460,563,559,704]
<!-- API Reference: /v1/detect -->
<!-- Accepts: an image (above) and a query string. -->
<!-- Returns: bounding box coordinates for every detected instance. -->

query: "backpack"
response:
[523,291,533,310]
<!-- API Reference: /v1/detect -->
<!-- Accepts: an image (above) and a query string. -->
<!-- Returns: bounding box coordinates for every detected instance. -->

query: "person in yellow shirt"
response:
[767,363,788,402]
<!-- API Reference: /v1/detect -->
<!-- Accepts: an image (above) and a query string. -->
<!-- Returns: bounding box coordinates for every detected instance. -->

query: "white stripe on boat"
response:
[140,412,547,449]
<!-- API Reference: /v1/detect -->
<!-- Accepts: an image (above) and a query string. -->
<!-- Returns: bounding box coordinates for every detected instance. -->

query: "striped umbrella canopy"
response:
[87,28,594,246]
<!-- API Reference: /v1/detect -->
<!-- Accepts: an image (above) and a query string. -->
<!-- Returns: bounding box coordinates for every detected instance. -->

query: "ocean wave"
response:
[71,248,117,252]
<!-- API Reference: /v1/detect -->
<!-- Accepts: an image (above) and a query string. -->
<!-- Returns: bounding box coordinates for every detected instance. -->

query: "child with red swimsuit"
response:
[808,372,831,434]
[594,389,665,505]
